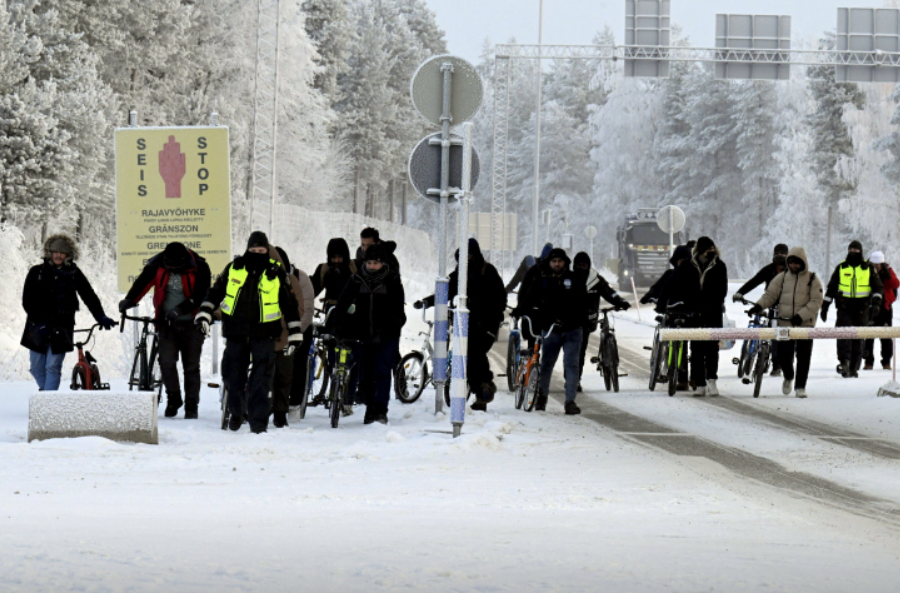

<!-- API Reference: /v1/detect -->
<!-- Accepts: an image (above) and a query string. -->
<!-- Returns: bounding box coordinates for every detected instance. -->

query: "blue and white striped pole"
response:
[451,123,475,437]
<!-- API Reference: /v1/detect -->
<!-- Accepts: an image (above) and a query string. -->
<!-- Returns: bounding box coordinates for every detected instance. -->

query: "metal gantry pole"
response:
[531,0,544,256]
[433,61,455,415]
[452,123,475,438]
[490,57,511,268]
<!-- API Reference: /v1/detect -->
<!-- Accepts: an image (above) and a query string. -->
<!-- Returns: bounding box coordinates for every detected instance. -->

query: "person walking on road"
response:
[120,242,211,418]
[332,244,406,425]
[573,251,629,391]
[269,246,314,428]
[863,251,898,371]
[21,234,116,391]
[311,238,357,309]
[821,240,884,378]
[519,248,588,414]
[662,237,728,397]
[355,227,401,276]
[416,238,507,411]
[749,247,823,398]
[196,232,302,434]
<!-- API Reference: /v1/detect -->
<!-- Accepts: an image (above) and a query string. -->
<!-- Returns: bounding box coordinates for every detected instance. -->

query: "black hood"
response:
[670,244,693,266]
[454,238,485,269]
[541,248,571,271]
[327,238,351,262]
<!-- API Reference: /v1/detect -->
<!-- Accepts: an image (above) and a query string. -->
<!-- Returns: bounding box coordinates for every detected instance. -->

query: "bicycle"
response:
[662,304,693,397]
[297,308,332,419]
[121,313,163,399]
[513,317,558,412]
[737,299,791,398]
[394,306,454,405]
[590,306,626,392]
[733,298,774,387]
[70,323,115,390]
[644,299,668,391]
[323,336,361,428]
[504,308,524,392]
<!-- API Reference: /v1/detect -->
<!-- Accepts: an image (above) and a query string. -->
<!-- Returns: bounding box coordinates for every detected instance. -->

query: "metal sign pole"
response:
[669,206,675,259]
[212,324,219,375]
[452,123,474,438]
[433,62,455,415]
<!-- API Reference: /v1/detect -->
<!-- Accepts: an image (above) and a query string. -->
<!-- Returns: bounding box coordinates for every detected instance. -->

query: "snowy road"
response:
[3,291,900,591]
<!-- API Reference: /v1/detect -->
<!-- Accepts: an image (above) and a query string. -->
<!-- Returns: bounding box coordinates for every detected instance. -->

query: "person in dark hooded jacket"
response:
[312,238,358,308]
[573,252,629,389]
[506,242,553,293]
[417,238,507,410]
[661,236,728,397]
[21,234,116,391]
[642,242,694,312]
[332,244,406,424]
[119,242,211,418]
[519,248,588,414]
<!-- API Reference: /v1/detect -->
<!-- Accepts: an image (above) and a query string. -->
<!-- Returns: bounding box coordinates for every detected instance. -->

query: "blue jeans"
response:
[539,328,583,403]
[30,347,67,391]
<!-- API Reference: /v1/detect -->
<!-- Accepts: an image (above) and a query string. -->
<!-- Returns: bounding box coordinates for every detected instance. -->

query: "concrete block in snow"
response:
[28,391,158,444]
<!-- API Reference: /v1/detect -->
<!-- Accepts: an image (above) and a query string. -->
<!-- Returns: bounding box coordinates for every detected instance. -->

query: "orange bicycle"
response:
[513,316,558,412]
[70,323,115,390]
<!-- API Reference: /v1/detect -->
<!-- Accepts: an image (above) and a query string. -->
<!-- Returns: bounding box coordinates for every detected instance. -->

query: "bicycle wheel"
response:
[742,341,756,379]
[648,330,661,391]
[737,341,749,378]
[506,334,519,392]
[753,342,769,399]
[90,364,103,390]
[312,347,330,403]
[299,352,315,420]
[655,340,670,392]
[70,366,86,390]
[608,336,620,393]
[329,381,342,429]
[524,365,540,412]
[514,364,527,409]
[128,347,141,391]
[395,352,426,404]
[220,386,230,430]
[601,340,612,392]
[667,343,679,396]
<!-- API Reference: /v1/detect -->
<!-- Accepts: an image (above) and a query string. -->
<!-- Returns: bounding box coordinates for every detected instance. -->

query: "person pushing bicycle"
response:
[748,247,823,398]
[573,251,629,392]
[516,248,588,415]
[195,231,302,434]
[120,242,211,419]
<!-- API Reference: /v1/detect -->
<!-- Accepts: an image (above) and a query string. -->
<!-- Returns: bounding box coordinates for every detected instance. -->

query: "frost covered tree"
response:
[302,0,353,104]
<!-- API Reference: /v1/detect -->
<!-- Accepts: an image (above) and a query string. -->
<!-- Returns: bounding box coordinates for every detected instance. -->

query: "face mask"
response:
[245,251,268,271]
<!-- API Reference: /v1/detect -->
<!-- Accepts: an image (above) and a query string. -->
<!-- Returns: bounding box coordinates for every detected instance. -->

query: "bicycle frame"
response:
[70,323,111,390]
[122,313,163,394]
[515,317,558,393]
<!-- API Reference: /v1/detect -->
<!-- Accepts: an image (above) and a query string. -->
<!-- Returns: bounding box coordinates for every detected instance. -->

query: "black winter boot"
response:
[184,405,198,420]
[273,411,288,428]
[535,393,548,411]
[164,397,183,418]
[228,414,243,432]
[564,401,581,415]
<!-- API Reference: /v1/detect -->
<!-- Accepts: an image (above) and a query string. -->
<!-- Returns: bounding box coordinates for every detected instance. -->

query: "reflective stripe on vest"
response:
[838,264,871,299]
[220,261,283,322]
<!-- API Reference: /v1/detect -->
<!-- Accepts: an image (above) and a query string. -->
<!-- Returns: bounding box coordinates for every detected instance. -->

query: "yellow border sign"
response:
[115,127,232,293]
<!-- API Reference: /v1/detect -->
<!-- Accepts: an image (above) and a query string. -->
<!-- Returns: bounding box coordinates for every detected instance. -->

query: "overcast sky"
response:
[423,0,887,63]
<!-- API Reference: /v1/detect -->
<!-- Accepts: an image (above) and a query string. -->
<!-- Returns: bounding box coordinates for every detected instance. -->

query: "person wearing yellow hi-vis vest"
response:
[195,231,302,433]
[822,240,883,378]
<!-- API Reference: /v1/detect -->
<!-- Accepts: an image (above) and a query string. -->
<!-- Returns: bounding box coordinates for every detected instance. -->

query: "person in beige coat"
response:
[270,246,314,427]
[750,247,824,398]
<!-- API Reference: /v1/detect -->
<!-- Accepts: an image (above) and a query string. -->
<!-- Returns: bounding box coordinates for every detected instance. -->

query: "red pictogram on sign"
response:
[159,136,186,198]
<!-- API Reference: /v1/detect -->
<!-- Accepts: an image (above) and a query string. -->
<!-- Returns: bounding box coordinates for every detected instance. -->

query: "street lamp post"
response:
[531,0,543,256]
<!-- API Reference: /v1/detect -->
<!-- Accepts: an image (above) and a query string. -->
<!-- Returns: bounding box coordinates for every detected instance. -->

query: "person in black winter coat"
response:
[519,248,588,414]
[332,244,407,424]
[506,242,553,293]
[195,232,302,434]
[311,238,358,308]
[573,252,629,388]
[21,234,116,391]
[661,236,728,396]
[120,243,211,419]
[642,242,694,311]
[417,238,507,409]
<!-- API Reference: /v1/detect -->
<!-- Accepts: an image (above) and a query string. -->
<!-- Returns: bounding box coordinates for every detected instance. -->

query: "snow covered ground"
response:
[3,283,900,592]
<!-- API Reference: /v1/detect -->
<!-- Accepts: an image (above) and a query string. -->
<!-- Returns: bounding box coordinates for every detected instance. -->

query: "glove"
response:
[283,344,296,357]
[820,302,830,323]
[118,299,134,313]
[618,301,631,311]
[413,300,424,310]
[748,304,763,315]
[165,307,182,323]
[639,294,652,305]
[286,329,303,355]
[195,311,212,337]
[97,316,116,331]
[790,314,803,327]
[732,293,744,303]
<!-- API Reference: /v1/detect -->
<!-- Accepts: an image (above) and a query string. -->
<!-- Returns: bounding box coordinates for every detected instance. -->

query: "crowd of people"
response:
[20,227,898,432]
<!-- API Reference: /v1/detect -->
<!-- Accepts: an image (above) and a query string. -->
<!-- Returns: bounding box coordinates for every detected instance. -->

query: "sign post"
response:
[410,55,483,418]
[656,205,686,260]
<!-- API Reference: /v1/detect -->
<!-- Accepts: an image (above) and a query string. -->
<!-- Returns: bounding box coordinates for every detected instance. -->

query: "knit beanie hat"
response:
[573,252,591,267]
[849,240,863,252]
[163,242,190,270]
[695,236,715,254]
[247,231,269,250]
[870,251,885,265]
[364,243,386,263]
[773,243,789,256]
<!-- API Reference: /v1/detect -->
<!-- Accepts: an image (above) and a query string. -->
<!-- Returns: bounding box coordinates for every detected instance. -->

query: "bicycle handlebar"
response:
[73,322,115,345]
[120,313,155,333]
[519,316,559,341]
